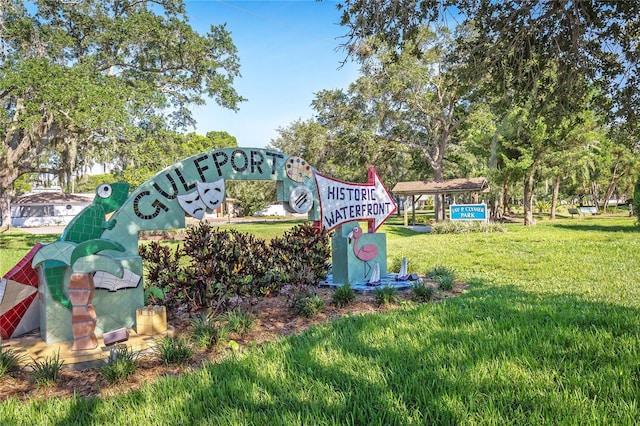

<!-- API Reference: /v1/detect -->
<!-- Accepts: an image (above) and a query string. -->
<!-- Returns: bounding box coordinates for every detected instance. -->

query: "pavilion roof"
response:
[392,177,489,196]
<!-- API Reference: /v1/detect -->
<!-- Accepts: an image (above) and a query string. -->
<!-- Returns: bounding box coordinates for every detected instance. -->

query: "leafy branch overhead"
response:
[337,0,640,126]
[0,0,245,225]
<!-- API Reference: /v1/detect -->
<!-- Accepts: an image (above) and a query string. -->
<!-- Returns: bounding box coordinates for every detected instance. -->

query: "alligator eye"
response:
[97,184,112,199]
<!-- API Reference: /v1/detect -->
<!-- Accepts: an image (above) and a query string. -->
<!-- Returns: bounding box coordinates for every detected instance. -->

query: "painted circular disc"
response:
[289,185,314,214]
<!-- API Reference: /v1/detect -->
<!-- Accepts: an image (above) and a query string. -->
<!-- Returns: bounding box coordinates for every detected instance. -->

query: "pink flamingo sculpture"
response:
[348,224,379,277]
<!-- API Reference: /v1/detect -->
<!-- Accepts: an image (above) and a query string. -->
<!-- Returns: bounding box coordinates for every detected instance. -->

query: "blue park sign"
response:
[450,203,488,221]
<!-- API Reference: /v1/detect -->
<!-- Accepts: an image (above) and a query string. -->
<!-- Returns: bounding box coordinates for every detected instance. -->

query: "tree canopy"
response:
[0,0,244,226]
[335,0,640,224]
[338,0,640,126]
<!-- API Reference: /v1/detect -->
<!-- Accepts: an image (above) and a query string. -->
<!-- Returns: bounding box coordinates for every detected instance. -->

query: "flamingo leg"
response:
[363,260,371,277]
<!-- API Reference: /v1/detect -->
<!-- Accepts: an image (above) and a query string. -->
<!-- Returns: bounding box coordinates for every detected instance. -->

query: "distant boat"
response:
[396,257,409,281]
[367,262,382,286]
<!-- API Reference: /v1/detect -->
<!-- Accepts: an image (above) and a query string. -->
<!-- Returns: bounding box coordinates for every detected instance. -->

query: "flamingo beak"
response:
[347,230,354,244]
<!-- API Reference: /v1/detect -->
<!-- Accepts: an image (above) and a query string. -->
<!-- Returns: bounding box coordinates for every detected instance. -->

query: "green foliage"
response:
[430,221,506,234]
[269,223,332,291]
[633,174,640,223]
[292,289,325,318]
[411,282,436,302]
[226,181,276,217]
[116,131,238,189]
[155,336,193,365]
[536,200,551,213]
[99,345,140,384]
[145,286,166,306]
[0,0,245,226]
[0,344,23,377]
[74,174,117,194]
[426,265,456,291]
[181,223,273,312]
[30,351,63,387]
[2,217,640,424]
[190,314,227,350]
[223,310,255,338]
[139,242,183,308]
[373,286,398,306]
[140,222,332,313]
[332,283,356,308]
[387,256,403,273]
[436,275,455,291]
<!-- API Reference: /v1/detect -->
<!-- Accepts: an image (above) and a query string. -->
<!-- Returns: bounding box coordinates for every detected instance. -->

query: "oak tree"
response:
[0,0,244,226]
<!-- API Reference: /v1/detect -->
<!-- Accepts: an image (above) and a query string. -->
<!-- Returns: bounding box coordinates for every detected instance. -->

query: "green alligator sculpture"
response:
[39,183,130,309]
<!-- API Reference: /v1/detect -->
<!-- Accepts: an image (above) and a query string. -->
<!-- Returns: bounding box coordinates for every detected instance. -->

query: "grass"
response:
[374,285,399,306]
[99,345,140,384]
[190,314,227,349]
[0,230,58,276]
[223,309,255,338]
[0,344,23,377]
[292,290,325,318]
[331,282,356,307]
[1,215,639,424]
[155,335,193,365]
[29,350,64,387]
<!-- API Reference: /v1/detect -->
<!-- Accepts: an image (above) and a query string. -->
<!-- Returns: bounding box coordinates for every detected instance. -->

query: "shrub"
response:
[0,344,23,377]
[292,289,325,317]
[536,200,551,213]
[436,275,455,291]
[332,283,356,308]
[633,174,640,223]
[426,265,456,281]
[100,345,140,384]
[426,265,456,291]
[430,221,506,234]
[269,223,331,290]
[141,222,332,314]
[223,309,255,338]
[182,222,275,313]
[139,241,184,307]
[155,336,193,365]
[190,314,227,349]
[411,282,436,302]
[387,256,403,273]
[30,351,64,386]
[374,286,398,306]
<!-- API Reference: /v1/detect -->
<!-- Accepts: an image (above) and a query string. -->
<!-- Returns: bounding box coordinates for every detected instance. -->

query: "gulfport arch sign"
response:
[4,147,398,344]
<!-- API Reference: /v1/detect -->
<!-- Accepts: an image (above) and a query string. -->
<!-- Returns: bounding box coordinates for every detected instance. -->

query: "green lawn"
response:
[1,215,639,425]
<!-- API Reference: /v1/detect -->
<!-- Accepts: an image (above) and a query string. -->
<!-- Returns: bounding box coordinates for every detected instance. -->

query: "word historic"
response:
[314,168,396,232]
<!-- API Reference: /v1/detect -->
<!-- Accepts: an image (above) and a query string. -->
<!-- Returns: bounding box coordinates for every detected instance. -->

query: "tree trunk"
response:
[433,166,445,221]
[550,176,561,220]
[523,168,536,226]
[602,163,622,213]
[590,182,600,212]
[502,181,511,216]
[0,192,11,229]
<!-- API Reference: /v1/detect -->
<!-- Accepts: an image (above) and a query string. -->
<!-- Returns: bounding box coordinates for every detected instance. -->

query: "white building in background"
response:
[10,190,93,228]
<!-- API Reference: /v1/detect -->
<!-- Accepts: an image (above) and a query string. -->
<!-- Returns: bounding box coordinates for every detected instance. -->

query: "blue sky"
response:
[184,0,360,148]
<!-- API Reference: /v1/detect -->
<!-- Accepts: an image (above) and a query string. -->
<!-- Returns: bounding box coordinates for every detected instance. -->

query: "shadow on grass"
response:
[152,282,638,424]
[383,225,428,237]
[4,281,639,424]
[551,223,640,233]
[0,232,58,249]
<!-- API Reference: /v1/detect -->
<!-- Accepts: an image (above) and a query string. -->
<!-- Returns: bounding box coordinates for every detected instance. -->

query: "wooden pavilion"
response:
[392,177,490,225]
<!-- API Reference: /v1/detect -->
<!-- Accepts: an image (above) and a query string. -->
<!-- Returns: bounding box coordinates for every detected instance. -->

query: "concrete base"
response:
[2,326,174,367]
